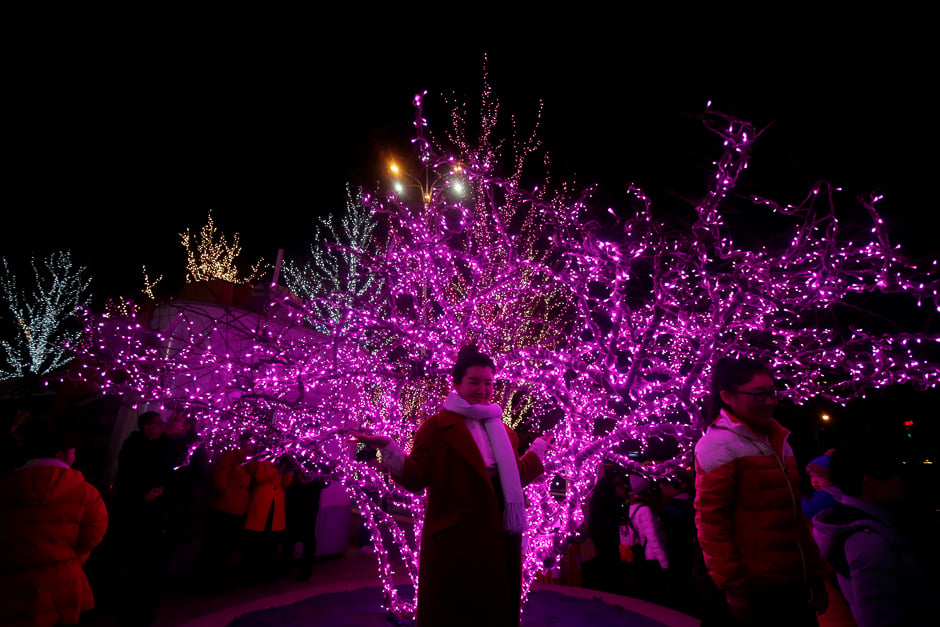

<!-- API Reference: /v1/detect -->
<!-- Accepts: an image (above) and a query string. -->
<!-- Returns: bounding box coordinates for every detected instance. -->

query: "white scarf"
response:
[444,391,527,534]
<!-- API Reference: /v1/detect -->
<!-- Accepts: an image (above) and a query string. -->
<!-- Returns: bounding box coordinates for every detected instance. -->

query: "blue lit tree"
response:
[0,250,92,380]
[282,183,383,321]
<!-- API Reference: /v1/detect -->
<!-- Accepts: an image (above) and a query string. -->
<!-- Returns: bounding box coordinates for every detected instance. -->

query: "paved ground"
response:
[228,587,691,627]
[83,548,698,627]
[83,549,381,626]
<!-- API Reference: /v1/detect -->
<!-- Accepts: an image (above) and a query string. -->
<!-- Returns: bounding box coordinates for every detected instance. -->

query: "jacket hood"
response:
[0,465,88,506]
[811,497,906,563]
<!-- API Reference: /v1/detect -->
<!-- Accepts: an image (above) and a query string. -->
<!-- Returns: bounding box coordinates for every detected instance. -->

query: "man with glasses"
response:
[694,357,828,626]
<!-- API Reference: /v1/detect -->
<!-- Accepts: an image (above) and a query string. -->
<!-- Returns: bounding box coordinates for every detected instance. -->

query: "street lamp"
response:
[388,160,466,208]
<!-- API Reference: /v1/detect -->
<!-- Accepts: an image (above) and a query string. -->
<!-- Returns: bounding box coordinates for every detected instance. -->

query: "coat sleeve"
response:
[518,450,544,486]
[843,530,905,627]
[802,490,833,520]
[695,457,747,593]
[392,418,436,493]
[633,504,669,569]
[505,424,545,486]
[76,484,109,564]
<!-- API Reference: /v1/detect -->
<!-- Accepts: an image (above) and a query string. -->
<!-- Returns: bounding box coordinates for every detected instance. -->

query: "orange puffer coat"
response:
[244,460,293,532]
[210,448,253,515]
[0,462,108,627]
[694,411,823,598]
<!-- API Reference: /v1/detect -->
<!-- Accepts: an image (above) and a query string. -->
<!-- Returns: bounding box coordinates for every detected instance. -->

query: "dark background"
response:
[4,20,935,303]
[2,15,936,469]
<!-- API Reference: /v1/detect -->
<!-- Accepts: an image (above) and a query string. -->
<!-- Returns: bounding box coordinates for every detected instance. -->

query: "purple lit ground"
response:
[226,587,693,627]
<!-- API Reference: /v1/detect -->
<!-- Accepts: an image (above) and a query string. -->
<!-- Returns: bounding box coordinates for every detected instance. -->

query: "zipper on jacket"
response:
[713,421,811,587]
[770,446,810,588]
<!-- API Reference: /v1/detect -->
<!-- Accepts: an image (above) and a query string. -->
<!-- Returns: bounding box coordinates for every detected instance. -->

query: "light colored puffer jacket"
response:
[694,410,822,596]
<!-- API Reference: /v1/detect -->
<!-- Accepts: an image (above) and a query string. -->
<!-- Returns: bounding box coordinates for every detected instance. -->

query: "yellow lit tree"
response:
[180,210,263,283]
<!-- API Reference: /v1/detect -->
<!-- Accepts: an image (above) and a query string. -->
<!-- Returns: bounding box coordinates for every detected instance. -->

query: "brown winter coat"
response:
[394,410,544,627]
[0,464,108,627]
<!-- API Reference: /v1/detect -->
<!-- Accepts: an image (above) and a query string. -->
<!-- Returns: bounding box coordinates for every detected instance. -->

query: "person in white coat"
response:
[627,475,670,571]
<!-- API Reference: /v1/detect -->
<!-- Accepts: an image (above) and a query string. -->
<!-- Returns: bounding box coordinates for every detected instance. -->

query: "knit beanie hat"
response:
[806,454,831,476]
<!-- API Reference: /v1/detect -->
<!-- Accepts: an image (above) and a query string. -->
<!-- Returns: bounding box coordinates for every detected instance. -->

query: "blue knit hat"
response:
[807,455,830,470]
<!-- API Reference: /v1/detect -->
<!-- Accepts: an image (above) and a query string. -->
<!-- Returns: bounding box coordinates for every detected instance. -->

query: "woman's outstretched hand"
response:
[348,430,392,449]
[535,433,555,450]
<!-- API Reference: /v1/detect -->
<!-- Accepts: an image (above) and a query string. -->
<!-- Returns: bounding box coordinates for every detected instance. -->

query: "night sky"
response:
[5,25,935,305]
[2,18,937,460]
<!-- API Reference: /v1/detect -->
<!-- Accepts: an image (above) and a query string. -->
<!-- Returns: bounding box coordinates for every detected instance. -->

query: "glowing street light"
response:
[388,159,466,207]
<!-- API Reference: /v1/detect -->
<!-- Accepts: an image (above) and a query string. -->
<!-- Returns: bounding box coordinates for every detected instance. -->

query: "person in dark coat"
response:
[352,346,551,627]
[278,461,329,581]
[113,411,167,524]
[160,414,208,543]
[112,411,167,626]
[659,474,697,614]
[812,443,934,626]
[585,467,627,593]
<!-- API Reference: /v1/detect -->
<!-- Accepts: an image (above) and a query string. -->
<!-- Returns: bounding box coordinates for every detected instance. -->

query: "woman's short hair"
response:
[452,345,496,384]
[707,357,772,422]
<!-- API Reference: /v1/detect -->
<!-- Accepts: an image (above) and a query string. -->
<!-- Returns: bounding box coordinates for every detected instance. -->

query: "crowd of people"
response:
[1,410,326,627]
[106,411,328,625]
[1,354,935,626]
[585,465,700,611]
[583,357,935,626]
[1,418,108,627]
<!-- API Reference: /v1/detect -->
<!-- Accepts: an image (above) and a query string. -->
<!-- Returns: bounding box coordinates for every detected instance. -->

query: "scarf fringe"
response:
[504,501,527,534]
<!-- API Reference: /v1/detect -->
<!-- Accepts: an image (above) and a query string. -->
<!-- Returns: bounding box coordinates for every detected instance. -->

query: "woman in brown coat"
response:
[354,347,550,626]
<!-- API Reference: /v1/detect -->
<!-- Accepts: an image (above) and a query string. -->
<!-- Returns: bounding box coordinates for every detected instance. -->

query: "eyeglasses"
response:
[730,388,779,402]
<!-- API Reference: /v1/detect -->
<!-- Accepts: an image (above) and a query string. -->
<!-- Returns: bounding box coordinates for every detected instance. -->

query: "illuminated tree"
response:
[0,251,92,380]
[180,210,263,283]
[141,265,162,299]
[77,89,939,619]
[282,184,383,321]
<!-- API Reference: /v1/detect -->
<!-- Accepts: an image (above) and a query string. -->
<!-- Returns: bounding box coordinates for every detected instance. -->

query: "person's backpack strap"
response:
[628,504,648,546]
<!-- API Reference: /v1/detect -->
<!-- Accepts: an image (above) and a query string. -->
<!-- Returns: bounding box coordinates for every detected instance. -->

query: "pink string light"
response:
[75,87,939,618]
